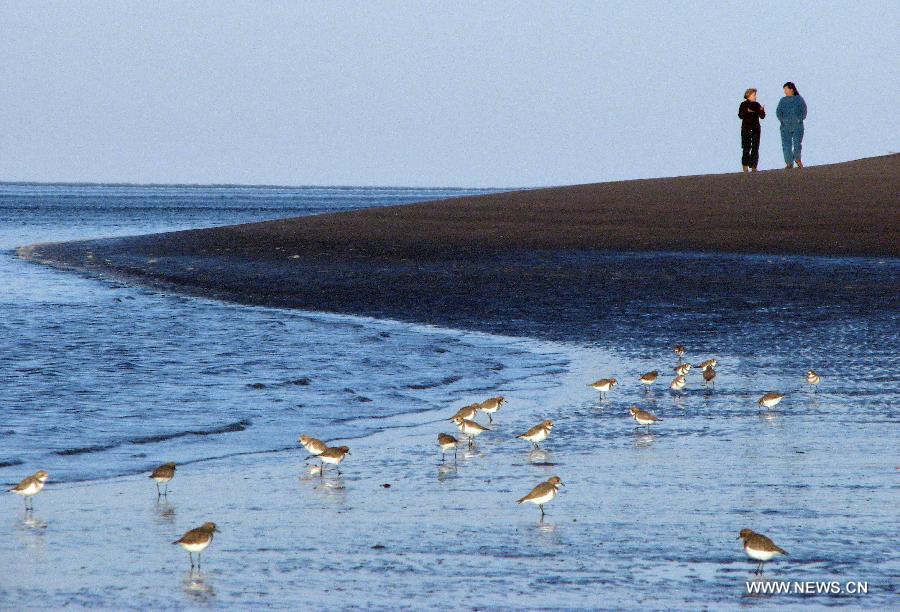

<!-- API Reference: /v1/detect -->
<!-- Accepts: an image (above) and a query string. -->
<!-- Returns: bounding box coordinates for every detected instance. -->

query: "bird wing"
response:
[174,527,208,545]
[10,476,37,492]
[751,534,788,555]
[517,482,553,504]
[519,423,543,438]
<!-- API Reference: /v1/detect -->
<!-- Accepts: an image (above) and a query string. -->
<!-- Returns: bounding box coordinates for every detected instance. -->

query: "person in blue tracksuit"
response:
[776,82,807,168]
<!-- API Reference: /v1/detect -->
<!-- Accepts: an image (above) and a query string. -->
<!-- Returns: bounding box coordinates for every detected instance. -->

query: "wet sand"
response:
[4,343,896,608]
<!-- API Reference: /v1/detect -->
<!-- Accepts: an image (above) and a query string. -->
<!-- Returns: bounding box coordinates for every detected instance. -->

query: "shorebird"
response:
[639,371,658,388]
[150,462,176,497]
[674,363,692,376]
[437,433,459,462]
[173,522,220,569]
[298,435,328,457]
[697,358,717,372]
[758,393,785,409]
[806,370,821,390]
[516,419,554,449]
[670,375,686,392]
[517,476,563,518]
[478,397,505,423]
[589,378,617,398]
[451,416,489,447]
[629,407,661,430]
[673,345,686,362]
[451,403,480,421]
[739,529,788,574]
[8,470,49,511]
[317,446,350,476]
[703,367,716,385]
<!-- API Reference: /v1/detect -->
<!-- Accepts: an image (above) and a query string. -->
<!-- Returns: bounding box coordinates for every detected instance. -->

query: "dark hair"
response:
[783,81,799,95]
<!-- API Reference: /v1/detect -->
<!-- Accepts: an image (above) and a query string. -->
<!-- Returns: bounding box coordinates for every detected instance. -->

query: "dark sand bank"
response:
[18,155,900,341]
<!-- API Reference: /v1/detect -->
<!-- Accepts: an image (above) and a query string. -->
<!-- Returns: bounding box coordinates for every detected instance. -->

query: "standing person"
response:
[738,88,765,172]
[776,81,807,169]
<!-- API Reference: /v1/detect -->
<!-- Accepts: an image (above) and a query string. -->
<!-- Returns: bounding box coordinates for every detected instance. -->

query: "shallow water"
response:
[1,183,898,608]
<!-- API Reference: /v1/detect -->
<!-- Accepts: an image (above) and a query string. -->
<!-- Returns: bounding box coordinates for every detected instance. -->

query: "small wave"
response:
[0,459,24,468]
[408,375,463,390]
[129,419,251,444]
[56,443,119,456]
[54,419,252,456]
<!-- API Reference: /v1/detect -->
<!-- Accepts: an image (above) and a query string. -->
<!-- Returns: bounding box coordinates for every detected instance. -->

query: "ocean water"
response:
[1,183,898,609]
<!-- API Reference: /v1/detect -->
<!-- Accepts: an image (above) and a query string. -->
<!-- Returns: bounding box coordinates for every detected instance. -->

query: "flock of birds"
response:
[8,344,822,573]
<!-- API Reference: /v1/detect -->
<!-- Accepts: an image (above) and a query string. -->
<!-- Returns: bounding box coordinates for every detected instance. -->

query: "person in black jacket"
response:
[738,88,766,172]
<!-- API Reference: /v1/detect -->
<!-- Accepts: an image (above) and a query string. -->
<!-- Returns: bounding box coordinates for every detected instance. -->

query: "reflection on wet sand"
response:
[299,472,348,505]
[633,432,655,448]
[18,512,48,531]
[14,512,47,555]
[527,449,553,465]
[154,499,176,524]
[758,411,780,424]
[436,464,457,482]
[461,447,483,461]
[183,569,216,602]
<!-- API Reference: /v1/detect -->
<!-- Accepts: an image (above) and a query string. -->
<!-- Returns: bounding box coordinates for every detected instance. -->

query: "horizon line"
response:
[0,179,526,191]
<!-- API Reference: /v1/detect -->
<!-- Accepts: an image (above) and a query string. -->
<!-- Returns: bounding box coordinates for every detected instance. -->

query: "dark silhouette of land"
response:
[19,154,899,340]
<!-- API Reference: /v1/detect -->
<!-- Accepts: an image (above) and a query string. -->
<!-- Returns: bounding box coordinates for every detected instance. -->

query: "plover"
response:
[697,358,717,372]
[670,375,686,392]
[451,416,489,447]
[589,378,617,398]
[173,522,220,569]
[8,470,49,511]
[451,403,480,421]
[806,370,821,390]
[674,363,692,376]
[739,528,788,574]
[629,407,661,430]
[639,371,659,388]
[673,345,686,362]
[150,462,176,497]
[517,476,563,518]
[437,433,459,462]
[703,367,716,385]
[758,393,784,408]
[298,435,328,456]
[516,420,554,449]
[478,397,506,423]
[317,446,350,476]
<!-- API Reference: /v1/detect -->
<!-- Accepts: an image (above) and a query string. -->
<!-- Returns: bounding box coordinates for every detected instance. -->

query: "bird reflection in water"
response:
[183,570,216,602]
[437,464,457,482]
[634,432,655,448]
[154,498,176,524]
[528,449,552,465]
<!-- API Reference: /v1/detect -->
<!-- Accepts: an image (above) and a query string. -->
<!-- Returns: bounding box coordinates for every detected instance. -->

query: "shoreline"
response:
[16,154,900,343]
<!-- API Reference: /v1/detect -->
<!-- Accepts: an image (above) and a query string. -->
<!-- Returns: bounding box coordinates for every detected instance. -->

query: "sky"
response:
[1,1,898,187]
